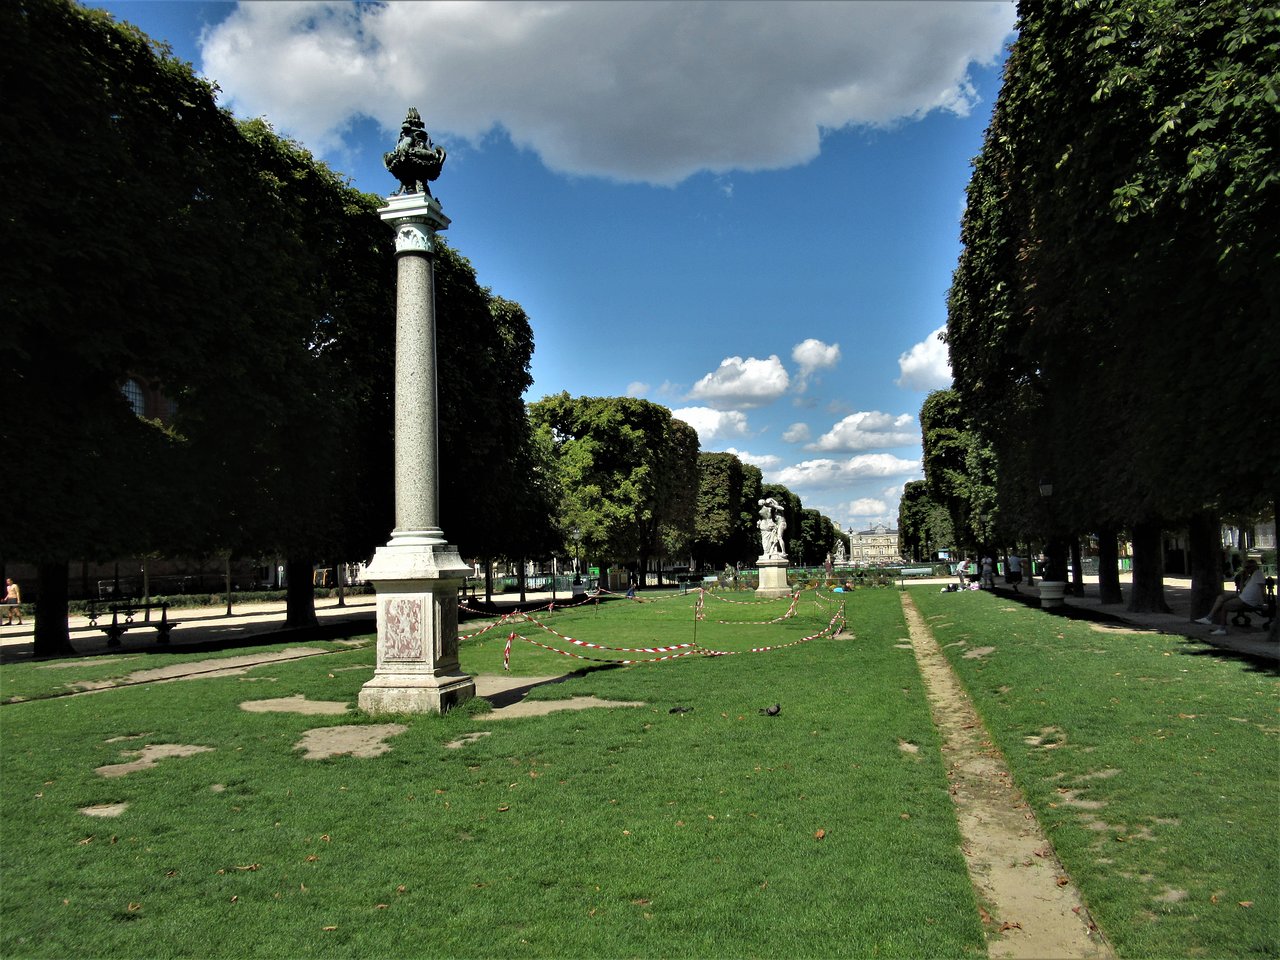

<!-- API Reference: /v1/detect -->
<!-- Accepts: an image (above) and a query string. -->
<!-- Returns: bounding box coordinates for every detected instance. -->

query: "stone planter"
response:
[1039,580,1068,609]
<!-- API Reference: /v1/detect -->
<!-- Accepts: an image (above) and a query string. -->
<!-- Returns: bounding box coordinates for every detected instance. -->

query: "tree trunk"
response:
[34,562,76,658]
[1187,510,1223,621]
[1070,538,1085,597]
[283,556,318,629]
[484,558,493,603]
[1127,521,1171,614]
[518,561,527,603]
[1044,538,1069,585]
[1097,526,1123,605]
[1271,495,1279,645]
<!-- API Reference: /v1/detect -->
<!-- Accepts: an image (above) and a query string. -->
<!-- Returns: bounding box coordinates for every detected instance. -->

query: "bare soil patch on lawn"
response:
[901,592,1114,960]
[240,695,349,715]
[96,743,215,778]
[295,724,407,760]
[69,647,332,693]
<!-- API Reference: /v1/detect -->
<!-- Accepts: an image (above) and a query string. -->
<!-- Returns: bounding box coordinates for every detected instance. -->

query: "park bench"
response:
[1230,576,1276,630]
[897,566,937,588]
[86,598,172,646]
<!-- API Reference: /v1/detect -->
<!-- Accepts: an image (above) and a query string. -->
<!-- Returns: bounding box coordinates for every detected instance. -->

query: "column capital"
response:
[379,194,451,254]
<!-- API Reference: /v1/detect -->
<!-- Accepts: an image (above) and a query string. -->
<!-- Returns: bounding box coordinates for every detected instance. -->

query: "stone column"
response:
[359,193,475,715]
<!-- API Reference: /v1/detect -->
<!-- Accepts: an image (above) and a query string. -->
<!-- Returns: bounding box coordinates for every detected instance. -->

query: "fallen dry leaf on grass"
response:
[814,828,826,840]
[999,920,1022,932]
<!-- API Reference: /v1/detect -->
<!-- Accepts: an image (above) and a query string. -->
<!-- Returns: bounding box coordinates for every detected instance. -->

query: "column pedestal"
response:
[359,542,475,714]
[755,558,792,598]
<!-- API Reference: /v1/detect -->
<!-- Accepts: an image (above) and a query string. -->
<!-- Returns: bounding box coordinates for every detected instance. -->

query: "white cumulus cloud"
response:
[626,381,649,397]
[772,453,921,491]
[808,411,919,452]
[896,325,953,390]
[847,498,889,518]
[782,422,812,443]
[687,356,789,411]
[671,407,751,443]
[791,338,841,391]
[724,447,781,471]
[201,1,1015,184]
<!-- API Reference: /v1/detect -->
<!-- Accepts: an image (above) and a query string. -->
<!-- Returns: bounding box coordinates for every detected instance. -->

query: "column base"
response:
[756,558,792,598]
[360,539,473,715]
[358,672,475,715]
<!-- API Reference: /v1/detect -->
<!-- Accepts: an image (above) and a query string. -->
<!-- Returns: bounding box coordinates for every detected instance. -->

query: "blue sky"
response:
[91,1,1017,536]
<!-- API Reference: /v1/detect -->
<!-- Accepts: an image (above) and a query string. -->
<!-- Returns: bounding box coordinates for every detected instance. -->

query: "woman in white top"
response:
[1196,558,1266,634]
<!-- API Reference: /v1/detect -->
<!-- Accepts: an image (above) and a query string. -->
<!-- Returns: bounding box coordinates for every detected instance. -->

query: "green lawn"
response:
[5,587,1273,958]
[908,586,1279,959]
[0,589,985,959]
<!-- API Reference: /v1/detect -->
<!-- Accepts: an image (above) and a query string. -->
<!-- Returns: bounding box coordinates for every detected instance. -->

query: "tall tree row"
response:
[944,0,1278,621]
[2,0,545,651]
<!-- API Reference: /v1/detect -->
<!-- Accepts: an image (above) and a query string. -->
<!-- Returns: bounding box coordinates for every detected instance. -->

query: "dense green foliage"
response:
[528,395,702,579]
[693,453,748,568]
[897,480,955,562]
[2,0,547,642]
[941,0,1278,613]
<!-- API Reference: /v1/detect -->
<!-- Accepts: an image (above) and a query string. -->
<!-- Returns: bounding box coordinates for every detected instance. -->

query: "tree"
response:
[899,480,954,562]
[1,0,269,654]
[693,453,747,569]
[528,395,700,585]
[946,0,1278,616]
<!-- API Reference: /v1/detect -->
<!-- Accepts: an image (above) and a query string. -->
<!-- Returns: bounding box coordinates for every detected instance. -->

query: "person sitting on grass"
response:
[1196,557,1266,636]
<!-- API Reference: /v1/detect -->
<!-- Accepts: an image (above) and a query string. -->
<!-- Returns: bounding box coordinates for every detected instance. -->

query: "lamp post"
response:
[571,526,582,588]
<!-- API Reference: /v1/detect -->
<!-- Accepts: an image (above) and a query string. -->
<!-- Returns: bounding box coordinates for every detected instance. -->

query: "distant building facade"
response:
[849,523,900,565]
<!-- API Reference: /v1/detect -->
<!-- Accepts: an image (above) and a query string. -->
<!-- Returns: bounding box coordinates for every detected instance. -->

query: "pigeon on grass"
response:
[759,704,781,716]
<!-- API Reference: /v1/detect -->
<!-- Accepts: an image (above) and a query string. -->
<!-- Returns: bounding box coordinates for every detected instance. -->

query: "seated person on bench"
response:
[1196,558,1266,635]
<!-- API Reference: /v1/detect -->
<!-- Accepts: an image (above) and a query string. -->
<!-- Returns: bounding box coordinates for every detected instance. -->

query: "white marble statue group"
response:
[757,498,788,560]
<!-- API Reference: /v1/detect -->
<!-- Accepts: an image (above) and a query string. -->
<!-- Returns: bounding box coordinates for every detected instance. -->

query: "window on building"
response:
[121,379,145,417]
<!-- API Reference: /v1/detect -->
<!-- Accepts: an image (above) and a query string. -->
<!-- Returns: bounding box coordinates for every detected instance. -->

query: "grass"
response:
[0,588,985,959]
[908,586,1279,959]
[0,640,363,705]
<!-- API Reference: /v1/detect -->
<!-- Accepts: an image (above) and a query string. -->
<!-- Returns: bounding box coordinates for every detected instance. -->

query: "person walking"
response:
[4,579,22,625]
[1006,553,1023,592]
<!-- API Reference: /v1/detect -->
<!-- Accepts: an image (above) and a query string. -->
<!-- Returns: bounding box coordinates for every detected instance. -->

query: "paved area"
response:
[0,596,379,662]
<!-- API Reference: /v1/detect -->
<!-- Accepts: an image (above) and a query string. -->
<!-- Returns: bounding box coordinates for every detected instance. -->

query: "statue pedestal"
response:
[359,542,475,715]
[755,558,792,598]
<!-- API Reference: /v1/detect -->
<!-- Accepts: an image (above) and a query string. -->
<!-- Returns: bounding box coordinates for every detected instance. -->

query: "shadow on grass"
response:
[990,585,1280,676]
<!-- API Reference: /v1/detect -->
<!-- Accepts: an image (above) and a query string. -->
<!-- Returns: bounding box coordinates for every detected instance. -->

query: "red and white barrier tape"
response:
[714,593,801,625]
[501,603,846,669]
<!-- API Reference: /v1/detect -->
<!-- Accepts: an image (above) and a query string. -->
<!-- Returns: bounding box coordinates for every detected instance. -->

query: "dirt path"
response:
[900,592,1113,959]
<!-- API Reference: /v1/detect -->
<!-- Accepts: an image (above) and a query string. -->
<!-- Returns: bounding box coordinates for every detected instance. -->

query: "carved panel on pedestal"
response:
[383,596,424,660]
[441,599,459,661]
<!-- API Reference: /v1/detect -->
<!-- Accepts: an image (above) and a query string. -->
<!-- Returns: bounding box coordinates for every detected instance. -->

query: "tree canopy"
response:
[942,0,1278,611]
